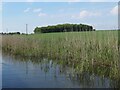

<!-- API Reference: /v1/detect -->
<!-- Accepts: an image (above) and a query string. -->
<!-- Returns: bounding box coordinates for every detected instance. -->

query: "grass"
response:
[2,30,119,80]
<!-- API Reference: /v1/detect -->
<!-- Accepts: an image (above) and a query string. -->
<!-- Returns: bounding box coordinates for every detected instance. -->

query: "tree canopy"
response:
[34,23,95,33]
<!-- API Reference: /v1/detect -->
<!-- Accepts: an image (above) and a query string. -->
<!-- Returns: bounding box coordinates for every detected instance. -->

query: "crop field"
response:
[2,30,120,81]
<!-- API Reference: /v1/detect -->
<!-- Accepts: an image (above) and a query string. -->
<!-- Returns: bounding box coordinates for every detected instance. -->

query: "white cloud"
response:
[79,10,88,18]
[79,10,101,18]
[33,8,42,13]
[26,0,36,2]
[68,0,81,2]
[24,8,31,13]
[24,7,46,17]
[67,0,119,2]
[110,5,118,15]
[90,0,119,1]
[0,2,2,12]
[38,12,47,17]
[89,0,106,1]
[67,0,82,4]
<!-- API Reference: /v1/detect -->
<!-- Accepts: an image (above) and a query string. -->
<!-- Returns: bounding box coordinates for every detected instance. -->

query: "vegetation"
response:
[0,32,21,35]
[34,23,95,33]
[2,30,119,81]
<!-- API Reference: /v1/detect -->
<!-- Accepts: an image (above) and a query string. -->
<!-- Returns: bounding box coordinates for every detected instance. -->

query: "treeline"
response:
[34,23,95,33]
[0,32,21,35]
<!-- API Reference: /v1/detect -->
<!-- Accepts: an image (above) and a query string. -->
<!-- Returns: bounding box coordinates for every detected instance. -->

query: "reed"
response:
[2,30,119,80]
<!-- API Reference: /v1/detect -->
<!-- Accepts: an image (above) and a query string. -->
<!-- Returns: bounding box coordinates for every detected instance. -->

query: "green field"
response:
[2,30,119,80]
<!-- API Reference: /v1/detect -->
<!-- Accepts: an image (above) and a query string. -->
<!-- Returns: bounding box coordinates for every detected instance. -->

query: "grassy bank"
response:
[2,30,119,80]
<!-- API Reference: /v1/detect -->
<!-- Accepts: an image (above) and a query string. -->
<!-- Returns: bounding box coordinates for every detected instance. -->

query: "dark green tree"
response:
[34,23,95,33]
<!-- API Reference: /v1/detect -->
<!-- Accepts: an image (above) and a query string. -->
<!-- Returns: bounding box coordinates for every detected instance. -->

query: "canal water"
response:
[0,52,2,89]
[2,53,118,88]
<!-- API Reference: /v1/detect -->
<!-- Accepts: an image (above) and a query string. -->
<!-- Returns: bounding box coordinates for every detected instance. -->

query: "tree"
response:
[34,23,95,33]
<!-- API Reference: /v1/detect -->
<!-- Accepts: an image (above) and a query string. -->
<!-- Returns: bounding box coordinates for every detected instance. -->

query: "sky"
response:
[1,1,119,33]
[2,0,120,2]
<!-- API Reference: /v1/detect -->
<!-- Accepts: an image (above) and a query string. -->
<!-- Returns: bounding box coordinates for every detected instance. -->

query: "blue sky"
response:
[2,2,118,33]
[2,0,120,2]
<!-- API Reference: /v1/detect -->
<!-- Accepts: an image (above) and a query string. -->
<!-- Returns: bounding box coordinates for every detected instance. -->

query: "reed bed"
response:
[2,30,119,80]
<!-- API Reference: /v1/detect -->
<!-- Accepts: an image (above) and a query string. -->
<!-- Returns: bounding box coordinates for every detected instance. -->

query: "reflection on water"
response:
[2,53,119,88]
[0,52,2,89]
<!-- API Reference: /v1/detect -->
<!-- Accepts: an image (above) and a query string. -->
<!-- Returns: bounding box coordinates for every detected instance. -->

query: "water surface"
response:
[2,54,119,88]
